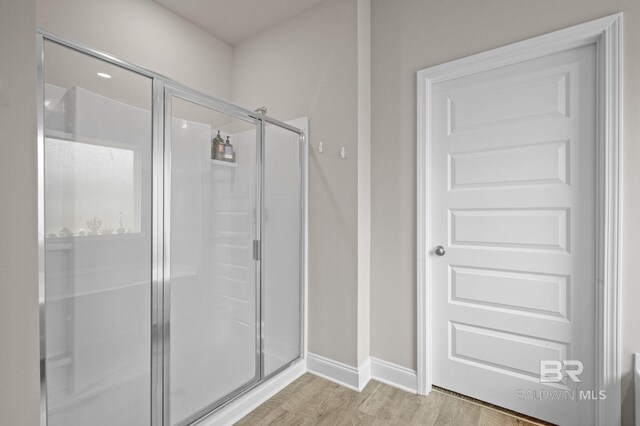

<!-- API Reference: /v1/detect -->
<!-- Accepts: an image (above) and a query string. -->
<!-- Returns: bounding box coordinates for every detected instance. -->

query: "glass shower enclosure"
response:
[38,31,306,426]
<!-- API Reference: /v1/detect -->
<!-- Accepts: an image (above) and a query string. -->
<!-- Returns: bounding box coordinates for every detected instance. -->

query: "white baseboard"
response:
[370,357,417,394]
[306,353,364,391]
[197,359,306,426]
[358,357,371,391]
[306,353,416,395]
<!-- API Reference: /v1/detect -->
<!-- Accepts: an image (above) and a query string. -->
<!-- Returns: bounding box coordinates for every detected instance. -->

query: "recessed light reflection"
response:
[182,121,188,129]
[97,72,112,79]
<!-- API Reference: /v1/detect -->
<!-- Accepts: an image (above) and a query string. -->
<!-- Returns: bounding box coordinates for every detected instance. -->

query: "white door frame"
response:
[416,14,622,425]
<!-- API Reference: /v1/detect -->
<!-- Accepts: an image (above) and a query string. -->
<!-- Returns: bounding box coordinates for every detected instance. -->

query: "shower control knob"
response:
[434,246,446,256]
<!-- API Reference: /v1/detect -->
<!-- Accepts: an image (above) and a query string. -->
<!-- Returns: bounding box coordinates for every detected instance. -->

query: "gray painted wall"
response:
[232,0,361,367]
[370,0,640,424]
[0,0,40,425]
[37,0,232,101]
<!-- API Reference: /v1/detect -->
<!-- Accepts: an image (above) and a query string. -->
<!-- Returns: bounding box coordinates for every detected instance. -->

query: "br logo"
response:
[539,360,584,383]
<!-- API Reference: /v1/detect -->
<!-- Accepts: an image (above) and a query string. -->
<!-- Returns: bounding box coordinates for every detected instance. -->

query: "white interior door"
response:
[430,44,597,425]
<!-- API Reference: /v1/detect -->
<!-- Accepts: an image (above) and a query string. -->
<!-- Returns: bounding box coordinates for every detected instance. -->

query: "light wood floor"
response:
[235,373,544,425]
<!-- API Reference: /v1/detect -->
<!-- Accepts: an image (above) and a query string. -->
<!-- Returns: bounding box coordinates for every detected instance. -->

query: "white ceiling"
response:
[154,0,327,45]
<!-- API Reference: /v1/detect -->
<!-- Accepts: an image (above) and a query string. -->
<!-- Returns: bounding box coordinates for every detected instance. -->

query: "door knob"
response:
[435,246,446,256]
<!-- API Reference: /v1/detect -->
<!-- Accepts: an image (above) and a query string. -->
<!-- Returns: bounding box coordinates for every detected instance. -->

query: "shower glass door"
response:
[165,88,260,425]
[40,32,306,426]
[262,121,305,377]
[42,40,153,426]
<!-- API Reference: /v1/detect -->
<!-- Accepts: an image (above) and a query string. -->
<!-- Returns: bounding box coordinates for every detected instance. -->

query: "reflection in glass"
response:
[43,40,152,426]
[45,137,138,236]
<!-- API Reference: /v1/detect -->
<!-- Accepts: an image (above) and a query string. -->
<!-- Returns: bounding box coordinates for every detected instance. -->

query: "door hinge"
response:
[253,240,261,261]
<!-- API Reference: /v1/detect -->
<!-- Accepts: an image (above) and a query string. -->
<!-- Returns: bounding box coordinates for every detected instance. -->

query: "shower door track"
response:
[36,29,308,426]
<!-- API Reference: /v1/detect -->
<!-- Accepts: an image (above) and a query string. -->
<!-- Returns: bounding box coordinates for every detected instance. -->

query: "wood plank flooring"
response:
[235,373,544,425]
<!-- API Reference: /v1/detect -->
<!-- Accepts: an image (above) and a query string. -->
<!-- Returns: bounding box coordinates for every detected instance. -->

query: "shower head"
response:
[254,106,267,115]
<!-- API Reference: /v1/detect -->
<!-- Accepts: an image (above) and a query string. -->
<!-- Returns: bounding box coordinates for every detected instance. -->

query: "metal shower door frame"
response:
[37,29,308,426]
[161,83,263,426]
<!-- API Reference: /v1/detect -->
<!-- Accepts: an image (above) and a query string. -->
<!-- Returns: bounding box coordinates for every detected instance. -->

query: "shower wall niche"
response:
[39,35,306,426]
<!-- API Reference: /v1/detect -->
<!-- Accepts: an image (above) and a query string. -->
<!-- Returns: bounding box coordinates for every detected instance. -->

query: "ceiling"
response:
[154,0,327,45]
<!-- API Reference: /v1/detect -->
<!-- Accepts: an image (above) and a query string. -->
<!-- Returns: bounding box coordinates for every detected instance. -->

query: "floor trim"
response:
[307,353,418,394]
[370,357,418,393]
[196,359,306,426]
[358,357,372,391]
[306,353,362,391]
